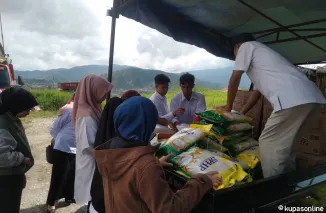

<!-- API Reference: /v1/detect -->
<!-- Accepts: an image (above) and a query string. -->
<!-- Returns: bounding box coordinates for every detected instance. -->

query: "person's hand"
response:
[159,154,175,167]
[158,118,170,126]
[173,108,185,117]
[214,105,226,111]
[205,171,223,188]
[23,157,33,167]
[168,122,178,132]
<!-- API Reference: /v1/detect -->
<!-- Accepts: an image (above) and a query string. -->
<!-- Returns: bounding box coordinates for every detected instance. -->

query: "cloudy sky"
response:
[0,0,234,72]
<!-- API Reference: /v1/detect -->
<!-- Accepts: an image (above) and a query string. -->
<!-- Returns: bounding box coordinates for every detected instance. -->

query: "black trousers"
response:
[0,174,26,213]
[46,150,76,206]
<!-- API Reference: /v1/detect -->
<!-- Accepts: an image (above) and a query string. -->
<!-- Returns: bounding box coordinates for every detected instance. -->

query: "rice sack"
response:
[198,120,226,136]
[223,138,259,157]
[222,111,252,123]
[236,146,260,169]
[158,128,206,155]
[196,110,252,125]
[230,138,259,153]
[226,123,253,133]
[196,110,228,125]
[197,136,229,153]
[170,147,249,190]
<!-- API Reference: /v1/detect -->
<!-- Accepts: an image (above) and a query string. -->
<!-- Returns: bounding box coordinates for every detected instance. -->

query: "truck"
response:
[0,42,24,91]
[105,1,326,212]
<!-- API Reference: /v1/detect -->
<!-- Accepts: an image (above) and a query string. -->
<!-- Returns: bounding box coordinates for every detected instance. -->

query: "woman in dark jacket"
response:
[0,87,39,213]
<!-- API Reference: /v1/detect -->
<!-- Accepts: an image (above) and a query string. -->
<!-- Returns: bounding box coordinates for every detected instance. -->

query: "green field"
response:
[29,88,227,113]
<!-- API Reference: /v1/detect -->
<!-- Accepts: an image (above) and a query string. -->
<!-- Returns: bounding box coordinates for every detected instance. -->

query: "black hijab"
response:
[94,97,125,148]
[91,96,125,213]
[0,87,38,116]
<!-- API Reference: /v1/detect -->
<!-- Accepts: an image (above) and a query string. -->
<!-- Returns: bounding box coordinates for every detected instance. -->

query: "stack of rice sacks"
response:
[195,110,261,173]
[152,111,262,190]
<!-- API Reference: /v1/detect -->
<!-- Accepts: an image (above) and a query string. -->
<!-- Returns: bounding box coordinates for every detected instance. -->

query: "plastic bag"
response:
[170,147,249,190]
[236,146,260,169]
[158,128,206,155]
[227,123,253,133]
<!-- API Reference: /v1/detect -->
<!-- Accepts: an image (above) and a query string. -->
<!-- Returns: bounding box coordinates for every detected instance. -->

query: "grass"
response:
[28,88,227,114]
[142,88,227,109]
[30,89,72,111]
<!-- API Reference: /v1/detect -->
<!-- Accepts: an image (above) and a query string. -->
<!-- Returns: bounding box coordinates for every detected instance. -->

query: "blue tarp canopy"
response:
[114,0,326,64]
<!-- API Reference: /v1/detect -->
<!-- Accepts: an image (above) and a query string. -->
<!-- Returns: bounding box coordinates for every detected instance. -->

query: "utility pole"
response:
[106,0,119,99]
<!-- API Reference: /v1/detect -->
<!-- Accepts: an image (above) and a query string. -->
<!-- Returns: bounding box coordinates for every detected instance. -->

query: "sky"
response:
[0,0,234,72]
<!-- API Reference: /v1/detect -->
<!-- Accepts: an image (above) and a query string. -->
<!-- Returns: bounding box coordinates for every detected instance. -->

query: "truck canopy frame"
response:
[106,0,326,81]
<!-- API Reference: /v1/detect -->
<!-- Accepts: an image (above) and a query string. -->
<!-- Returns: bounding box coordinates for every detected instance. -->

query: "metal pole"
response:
[106,0,119,99]
[0,13,5,54]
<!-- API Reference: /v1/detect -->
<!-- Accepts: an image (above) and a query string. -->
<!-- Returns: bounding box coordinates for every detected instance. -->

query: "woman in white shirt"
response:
[72,75,113,213]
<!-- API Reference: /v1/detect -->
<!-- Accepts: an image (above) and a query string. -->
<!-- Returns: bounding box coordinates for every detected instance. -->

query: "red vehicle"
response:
[0,42,18,91]
[0,63,14,91]
[58,82,79,91]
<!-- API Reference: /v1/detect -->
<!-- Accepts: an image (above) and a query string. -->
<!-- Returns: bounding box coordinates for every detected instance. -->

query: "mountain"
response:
[15,64,128,82]
[102,67,223,92]
[16,65,224,92]
[189,68,252,89]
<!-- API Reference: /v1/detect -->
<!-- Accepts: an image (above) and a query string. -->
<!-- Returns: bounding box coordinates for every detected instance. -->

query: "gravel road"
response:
[20,118,87,213]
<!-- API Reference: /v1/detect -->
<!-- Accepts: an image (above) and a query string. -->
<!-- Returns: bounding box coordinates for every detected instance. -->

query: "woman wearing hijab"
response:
[46,94,77,213]
[72,75,112,213]
[0,87,39,213]
[90,90,141,213]
[94,96,222,213]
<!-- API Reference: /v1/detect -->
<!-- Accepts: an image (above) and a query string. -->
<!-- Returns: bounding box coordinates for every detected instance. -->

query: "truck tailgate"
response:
[165,164,326,213]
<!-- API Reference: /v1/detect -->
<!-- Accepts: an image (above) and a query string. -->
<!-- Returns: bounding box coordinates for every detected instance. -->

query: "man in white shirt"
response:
[150,74,179,132]
[225,33,326,178]
[170,73,206,124]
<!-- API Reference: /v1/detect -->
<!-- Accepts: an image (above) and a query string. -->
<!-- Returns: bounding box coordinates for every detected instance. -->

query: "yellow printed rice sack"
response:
[170,147,249,190]
[236,146,260,169]
[158,128,206,155]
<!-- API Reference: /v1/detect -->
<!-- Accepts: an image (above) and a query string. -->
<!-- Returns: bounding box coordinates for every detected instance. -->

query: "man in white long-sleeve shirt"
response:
[150,74,181,132]
[170,73,206,124]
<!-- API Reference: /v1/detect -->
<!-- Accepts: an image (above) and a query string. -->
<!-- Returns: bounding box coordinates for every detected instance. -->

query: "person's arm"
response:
[50,111,70,138]
[226,43,254,112]
[240,90,261,114]
[0,130,25,168]
[138,161,213,213]
[162,112,174,122]
[157,118,169,126]
[226,70,244,112]
[170,98,179,124]
[78,117,98,156]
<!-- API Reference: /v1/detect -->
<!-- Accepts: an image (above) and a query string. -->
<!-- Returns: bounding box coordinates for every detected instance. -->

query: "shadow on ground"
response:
[20,204,46,213]
[20,204,87,213]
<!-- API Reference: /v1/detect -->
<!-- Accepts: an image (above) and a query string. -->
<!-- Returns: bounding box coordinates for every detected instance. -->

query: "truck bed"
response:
[165,164,326,213]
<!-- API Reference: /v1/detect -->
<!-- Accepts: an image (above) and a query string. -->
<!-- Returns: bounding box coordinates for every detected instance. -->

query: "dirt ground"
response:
[21,118,87,213]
